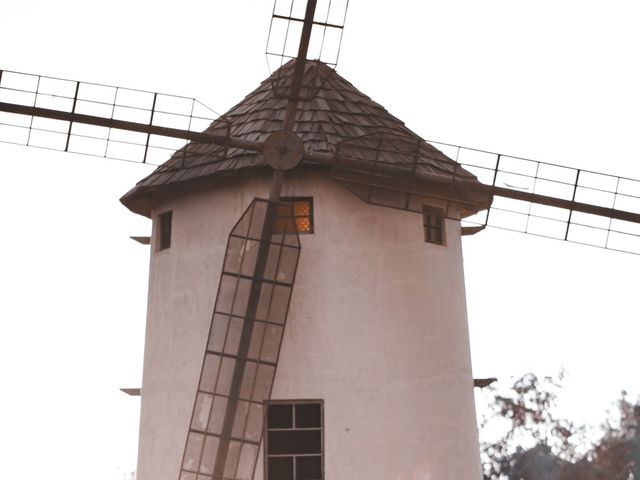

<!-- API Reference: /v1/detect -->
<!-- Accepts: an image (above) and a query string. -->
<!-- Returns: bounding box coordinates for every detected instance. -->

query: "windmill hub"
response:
[262,129,304,171]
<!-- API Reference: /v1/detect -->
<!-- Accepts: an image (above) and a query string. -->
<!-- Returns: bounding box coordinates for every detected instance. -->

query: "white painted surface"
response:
[137,171,482,480]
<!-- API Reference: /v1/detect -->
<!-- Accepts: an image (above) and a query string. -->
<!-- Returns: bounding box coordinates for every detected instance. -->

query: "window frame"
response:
[157,210,173,251]
[264,399,324,480]
[422,205,445,246]
[279,197,314,234]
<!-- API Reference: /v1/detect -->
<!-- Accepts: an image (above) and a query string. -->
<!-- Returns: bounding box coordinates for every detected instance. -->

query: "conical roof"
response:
[121,61,480,216]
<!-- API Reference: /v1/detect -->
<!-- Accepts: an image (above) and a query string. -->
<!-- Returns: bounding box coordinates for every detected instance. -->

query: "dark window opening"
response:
[277,197,314,234]
[158,211,172,250]
[423,206,444,245]
[265,401,323,480]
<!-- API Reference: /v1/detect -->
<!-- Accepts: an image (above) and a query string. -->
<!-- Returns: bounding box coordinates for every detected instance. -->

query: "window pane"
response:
[224,317,243,356]
[183,432,204,471]
[296,456,322,480]
[232,401,250,439]
[247,321,265,360]
[208,314,229,353]
[191,393,213,431]
[215,357,236,395]
[199,354,221,394]
[239,361,257,400]
[199,435,219,475]
[292,200,310,217]
[261,324,283,363]
[295,403,321,428]
[267,404,292,429]
[232,278,252,316]
[267,430,321,455]
[215,275,238,315]
[207,396,228,434]
[268,457,293,480]
[239,239,260,277]
[222,236,245,275]
[236,443,258,480]
[268,286,291,324]
[276,246,298,284]
[264,244,283,282]
[223,440,241,478]
[294,216,311,233]
[158,211,172,250]
[245,403,264,442]
[253,364,275,401]
[255,283,273,321]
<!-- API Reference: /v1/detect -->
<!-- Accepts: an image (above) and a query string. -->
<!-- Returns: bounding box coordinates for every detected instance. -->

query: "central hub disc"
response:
[263,130,304,171]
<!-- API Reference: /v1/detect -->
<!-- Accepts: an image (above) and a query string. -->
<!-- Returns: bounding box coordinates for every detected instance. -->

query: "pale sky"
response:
[1,1,639,479]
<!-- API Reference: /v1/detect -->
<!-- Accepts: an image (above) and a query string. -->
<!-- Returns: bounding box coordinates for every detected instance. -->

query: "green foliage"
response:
[480,374,640,480]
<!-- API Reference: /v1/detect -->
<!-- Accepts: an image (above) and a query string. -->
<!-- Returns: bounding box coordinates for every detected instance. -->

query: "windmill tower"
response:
[120,57,491,480]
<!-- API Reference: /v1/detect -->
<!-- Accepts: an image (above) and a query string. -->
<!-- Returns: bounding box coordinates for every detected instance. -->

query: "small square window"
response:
[157,211,172,251]
[277,197,314,234]
[423,206,444,245]
[265,400,323,480]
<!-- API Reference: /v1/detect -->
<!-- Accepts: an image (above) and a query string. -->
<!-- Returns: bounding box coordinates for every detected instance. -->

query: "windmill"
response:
[1,0,640,480]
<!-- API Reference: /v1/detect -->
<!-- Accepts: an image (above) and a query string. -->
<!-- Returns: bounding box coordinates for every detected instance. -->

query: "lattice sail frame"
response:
[266,0,349,72]
[332,133,492,218]
[333,132,640,255]
[266,0,349,100]
[0,69,224,165]
[180,198,301,480]
[432,141,640,254]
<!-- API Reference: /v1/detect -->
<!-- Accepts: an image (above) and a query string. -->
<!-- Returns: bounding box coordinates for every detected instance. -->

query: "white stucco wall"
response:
[137,171,482,480]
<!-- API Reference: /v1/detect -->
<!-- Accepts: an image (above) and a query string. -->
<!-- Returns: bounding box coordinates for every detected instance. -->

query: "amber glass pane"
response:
[294,216,311,233]
[292,200,310,216]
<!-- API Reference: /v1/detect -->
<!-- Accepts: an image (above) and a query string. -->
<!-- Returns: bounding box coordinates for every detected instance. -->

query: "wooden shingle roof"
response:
[121,60,479,216]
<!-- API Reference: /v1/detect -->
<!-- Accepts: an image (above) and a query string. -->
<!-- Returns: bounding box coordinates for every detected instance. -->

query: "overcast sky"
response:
[1,1,639,479]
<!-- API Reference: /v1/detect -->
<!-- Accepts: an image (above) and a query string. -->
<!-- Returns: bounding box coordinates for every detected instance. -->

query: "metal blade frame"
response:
[179,198,301,480]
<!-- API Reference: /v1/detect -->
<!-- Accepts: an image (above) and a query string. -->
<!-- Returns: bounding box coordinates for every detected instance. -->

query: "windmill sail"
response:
[266,0,349,73]
[333,134,640,255]
[0,69,223,165]
[180,198,301,480]
[432,141,640,254]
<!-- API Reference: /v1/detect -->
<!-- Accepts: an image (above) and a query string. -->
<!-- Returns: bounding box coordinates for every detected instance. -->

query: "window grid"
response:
[158,210,172,250]
[423,206,445,245]
[265,401,324,480]
[279,197,314,234]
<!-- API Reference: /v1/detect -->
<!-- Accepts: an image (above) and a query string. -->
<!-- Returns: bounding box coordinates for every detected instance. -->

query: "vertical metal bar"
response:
[564,169,580,241]
[26,75,41,146]
[142,92,158,164]
[604,176,620,248]
[64,81,80,152]
[524,161,540,233]
[104,87,118,158]
[484,153,501,226]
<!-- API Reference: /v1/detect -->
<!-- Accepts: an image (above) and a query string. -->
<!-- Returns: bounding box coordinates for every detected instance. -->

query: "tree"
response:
[479,374,640,480]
